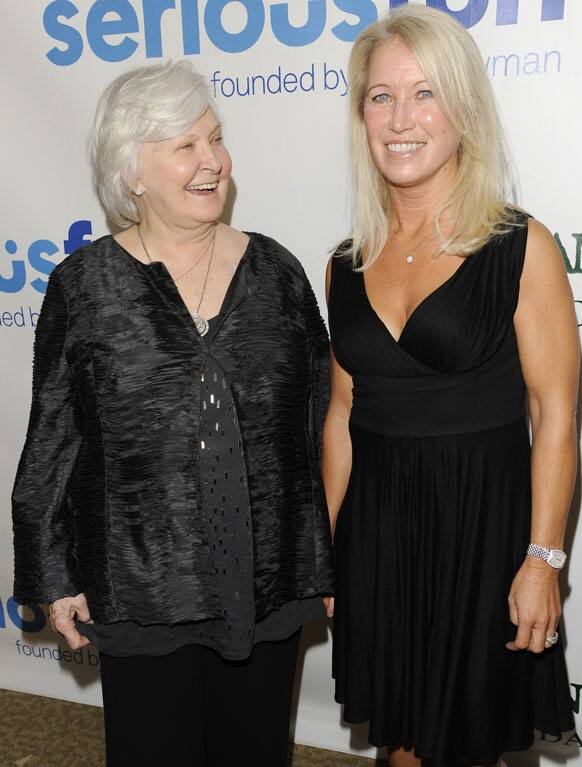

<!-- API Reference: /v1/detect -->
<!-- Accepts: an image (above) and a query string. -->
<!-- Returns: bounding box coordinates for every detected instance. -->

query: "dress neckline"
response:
[361,251,475,345]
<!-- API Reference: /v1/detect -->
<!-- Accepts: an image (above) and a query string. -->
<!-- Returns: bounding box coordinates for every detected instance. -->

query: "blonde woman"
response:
[323,6,577,766]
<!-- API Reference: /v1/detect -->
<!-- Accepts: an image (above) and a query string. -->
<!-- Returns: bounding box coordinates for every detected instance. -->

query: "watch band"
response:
[527,543,567,569]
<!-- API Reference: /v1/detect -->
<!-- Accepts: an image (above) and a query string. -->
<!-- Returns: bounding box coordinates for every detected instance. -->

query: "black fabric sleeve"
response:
[12,269,83,604]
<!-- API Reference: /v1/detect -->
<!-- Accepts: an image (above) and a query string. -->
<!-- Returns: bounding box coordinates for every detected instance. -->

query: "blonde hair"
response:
[89,60,216,227]
[345,5,520,269]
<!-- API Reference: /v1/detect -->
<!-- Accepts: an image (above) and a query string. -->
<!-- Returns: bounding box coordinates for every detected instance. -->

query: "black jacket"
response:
[12,233,333,623]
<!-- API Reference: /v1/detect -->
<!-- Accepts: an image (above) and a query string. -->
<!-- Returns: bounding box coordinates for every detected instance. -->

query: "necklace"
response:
[392,230,439,264]
[190,234,216,337]
[137,225,214,282]
[137,225,216,337]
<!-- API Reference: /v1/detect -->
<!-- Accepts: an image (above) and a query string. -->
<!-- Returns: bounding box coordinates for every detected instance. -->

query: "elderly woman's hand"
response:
[505,559,561,654]
[49,593,93,650]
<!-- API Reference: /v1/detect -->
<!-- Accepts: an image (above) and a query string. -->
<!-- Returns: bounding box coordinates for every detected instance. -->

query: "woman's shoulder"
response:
[524,216,552,246]
[521,217,567,287]
[246,231,309,280]
[472,207,529,266]
[48,235,116,288]
[491,206,530,247]
[53,235,119,278]
[475,211,559,304]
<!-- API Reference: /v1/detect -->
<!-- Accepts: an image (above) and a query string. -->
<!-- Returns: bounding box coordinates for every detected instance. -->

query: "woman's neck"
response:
[387,163,457,238]
[137,214,218,260]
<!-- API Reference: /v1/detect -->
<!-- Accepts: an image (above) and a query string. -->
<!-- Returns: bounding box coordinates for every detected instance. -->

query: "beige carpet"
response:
[0,689,383,767]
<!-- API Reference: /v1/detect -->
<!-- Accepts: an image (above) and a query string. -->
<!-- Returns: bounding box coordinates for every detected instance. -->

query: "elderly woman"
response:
[323,6,577,767]
[12,61,333,767]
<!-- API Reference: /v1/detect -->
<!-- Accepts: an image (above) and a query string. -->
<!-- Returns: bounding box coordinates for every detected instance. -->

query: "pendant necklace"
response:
[137,225,217,337]
[393,230,439,264]
[190,233,216,337]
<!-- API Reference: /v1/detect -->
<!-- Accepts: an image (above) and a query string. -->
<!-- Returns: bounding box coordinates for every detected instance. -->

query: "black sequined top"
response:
[13,233,333,636]
[78,259,323,658]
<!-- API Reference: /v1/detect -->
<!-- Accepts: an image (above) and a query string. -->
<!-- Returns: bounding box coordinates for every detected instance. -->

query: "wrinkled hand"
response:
[323,596,334,619]
[49,593,92,650]
[506,559,561,654]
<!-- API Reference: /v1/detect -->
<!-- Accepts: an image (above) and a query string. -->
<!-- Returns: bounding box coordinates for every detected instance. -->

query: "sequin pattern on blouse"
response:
[197,355,255,656]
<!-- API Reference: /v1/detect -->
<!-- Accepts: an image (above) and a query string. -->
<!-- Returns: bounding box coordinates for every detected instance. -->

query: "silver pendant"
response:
[191,312,209,337]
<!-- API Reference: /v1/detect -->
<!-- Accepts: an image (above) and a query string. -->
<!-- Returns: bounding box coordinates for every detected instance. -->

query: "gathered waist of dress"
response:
[350,353,526,437]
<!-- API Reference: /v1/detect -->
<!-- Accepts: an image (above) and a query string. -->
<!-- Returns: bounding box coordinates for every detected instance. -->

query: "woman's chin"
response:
[183,199,226,226]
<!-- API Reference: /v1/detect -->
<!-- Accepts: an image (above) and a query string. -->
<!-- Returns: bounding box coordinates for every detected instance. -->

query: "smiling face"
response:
[134,108,231,229]
[363,37,460,193]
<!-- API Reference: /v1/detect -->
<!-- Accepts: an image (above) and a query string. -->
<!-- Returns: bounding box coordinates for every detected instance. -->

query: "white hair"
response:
[89,60,216,227]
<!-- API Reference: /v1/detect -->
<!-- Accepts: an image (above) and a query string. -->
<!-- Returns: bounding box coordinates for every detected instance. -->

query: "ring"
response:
[545,632,559,646]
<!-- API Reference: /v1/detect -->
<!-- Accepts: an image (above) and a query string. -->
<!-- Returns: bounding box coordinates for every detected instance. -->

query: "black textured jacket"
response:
[12,233,333,624]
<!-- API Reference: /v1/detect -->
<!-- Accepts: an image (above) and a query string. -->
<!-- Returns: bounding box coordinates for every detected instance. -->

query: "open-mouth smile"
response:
[386,142,427,154]
[186,182,219,194]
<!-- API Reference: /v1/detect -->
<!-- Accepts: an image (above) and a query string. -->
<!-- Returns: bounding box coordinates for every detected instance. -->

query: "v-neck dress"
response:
[77,238,323,659]
[328,217,574,766]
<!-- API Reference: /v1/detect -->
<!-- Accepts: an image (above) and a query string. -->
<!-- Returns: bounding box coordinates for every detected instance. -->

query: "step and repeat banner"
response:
[1,0,581,762]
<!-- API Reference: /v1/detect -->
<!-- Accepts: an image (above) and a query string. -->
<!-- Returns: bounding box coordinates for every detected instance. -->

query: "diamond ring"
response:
[544,632,559,646]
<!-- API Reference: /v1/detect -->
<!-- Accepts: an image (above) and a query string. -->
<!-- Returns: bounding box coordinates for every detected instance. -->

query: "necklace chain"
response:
[391,230,439,264]
[137,225,215,282]
[193,232,216,316]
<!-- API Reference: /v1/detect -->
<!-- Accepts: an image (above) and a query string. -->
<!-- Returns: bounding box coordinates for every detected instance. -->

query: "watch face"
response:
[548,550,567,568]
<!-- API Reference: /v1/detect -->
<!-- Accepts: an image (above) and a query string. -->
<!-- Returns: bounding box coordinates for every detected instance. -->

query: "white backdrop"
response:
[1,0,580,762]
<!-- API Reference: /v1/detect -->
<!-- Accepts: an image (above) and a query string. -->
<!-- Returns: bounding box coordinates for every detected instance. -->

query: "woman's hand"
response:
[506,559,561,653]
[324,596,334,618]
[48,593,92,650]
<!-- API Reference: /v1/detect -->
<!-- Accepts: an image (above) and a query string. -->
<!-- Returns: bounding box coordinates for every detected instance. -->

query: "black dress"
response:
[328,218,574,766]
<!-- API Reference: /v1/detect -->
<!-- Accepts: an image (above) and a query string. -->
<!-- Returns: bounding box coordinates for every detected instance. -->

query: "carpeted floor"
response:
[0,689,382,767]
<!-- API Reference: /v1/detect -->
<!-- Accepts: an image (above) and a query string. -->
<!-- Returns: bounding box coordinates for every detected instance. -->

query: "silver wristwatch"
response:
[527,543,567,569]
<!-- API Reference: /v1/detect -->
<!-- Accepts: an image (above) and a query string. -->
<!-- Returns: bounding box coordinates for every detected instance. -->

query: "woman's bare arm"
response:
[508,218,579,653]
[322,258,354,617]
